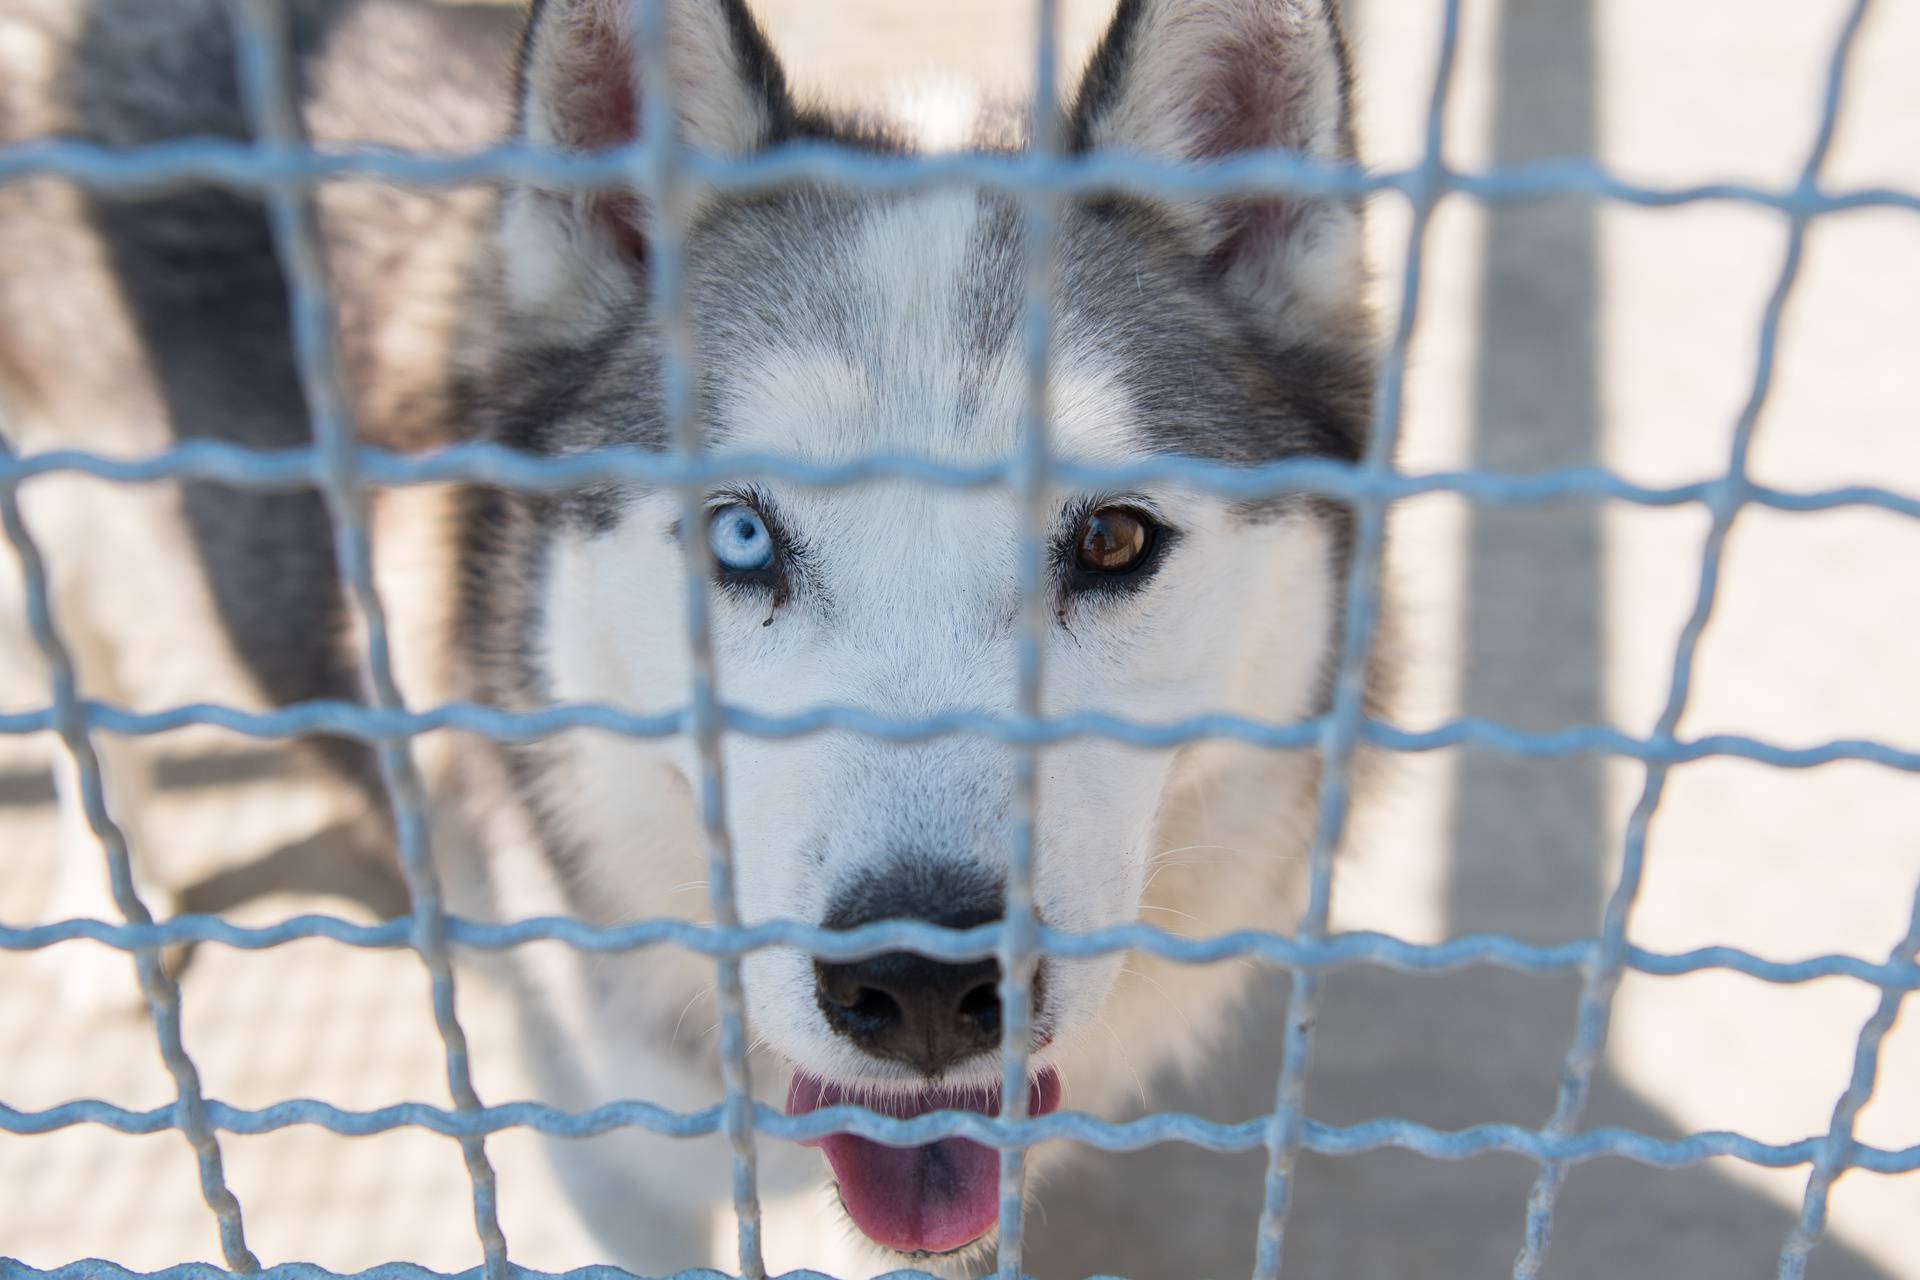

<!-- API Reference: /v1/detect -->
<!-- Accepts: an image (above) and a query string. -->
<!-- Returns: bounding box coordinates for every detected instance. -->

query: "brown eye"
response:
[1074,506,1153,574]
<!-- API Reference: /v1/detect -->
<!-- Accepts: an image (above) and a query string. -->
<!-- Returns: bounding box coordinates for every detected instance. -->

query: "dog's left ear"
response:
[499,0,793,323]
[1070,0,1365,340]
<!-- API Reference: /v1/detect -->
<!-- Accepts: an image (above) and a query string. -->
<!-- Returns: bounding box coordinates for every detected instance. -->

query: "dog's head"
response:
[481,0,1371,1261]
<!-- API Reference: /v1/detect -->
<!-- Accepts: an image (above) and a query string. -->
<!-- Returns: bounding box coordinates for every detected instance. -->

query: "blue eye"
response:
[707,503,775,572]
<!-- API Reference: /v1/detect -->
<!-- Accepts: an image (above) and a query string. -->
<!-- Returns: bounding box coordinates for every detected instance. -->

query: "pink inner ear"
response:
[1186,34,1316,270]
[1187,33,1314,160]
[548,6,642,153]
[1208,195,1299,282]
[596,192,649,268]
[542,7,649,265]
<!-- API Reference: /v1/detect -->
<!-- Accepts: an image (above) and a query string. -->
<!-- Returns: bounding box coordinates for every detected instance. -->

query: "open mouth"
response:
[786,1068,1063,1255]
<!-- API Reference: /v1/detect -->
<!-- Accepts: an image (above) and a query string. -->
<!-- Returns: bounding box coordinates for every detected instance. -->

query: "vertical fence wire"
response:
[1246,3,1466,1276]
[3,1,1915,1277]
[629,2,766,1274]
[1777,874,1920,1279]
[218,2,509,1275]
[1508,2,1878,1274]
[0,433,259,1274]
[994,1,1062,1277]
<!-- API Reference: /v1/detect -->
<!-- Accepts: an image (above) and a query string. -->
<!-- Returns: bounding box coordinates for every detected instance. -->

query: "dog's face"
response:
[488,0,1371,1261]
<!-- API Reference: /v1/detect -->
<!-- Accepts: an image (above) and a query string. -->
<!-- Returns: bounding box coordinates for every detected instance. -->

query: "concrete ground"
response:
[2,0,1917,1277]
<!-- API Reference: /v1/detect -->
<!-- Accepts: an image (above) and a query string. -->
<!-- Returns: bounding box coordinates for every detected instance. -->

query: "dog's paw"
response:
[35,940,148,1020]
[37,880,179,1021]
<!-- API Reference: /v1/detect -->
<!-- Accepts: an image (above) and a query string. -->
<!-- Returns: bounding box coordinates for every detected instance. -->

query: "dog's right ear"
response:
[499,0,792,321]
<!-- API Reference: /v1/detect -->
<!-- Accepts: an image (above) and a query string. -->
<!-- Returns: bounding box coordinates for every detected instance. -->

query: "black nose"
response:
[815,865,1041,1077]
[815,949,1002,1076]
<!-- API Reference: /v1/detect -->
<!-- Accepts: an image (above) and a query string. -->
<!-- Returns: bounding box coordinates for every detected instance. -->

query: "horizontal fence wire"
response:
[3,139,1919,216]
[2,0,1916,1276]
[5,915,1919,990]
[8,441,1920,516]
[4,700,1919,773]
[2,1096,1916,1173]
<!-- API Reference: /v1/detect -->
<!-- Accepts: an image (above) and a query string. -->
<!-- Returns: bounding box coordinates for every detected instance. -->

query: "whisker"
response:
[1150,842,1241,861]
[1151,842,1310,868]
[1094,1014,1149,1110]
[1122,961,1196,1040]
[669,983,715,1052]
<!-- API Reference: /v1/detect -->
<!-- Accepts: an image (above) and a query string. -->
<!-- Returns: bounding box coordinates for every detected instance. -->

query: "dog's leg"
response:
[543,1134,718,1275]
[2,492,171,1017]
[531,1041,732,1274]
[40,727,168,1017]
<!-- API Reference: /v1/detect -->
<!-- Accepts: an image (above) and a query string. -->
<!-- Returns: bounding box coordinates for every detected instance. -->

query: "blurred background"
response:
[2,0,1916,1276]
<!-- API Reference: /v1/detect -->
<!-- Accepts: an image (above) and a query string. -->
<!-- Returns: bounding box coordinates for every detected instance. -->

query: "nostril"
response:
[817,961,909,1038]
[815,946,1030,1074]
[956,980,1000,1038]
[842,986,900,1035]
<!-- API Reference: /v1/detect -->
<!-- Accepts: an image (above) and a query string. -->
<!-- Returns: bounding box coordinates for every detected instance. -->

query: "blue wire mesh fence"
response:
[1,0,1917,1278]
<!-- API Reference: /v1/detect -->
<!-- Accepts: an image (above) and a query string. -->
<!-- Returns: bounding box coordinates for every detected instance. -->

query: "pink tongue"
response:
[819,1129,999,1255]
[787,1071,1061,1256]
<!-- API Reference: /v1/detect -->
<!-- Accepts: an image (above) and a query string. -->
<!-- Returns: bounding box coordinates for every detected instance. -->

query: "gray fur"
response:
[0,1,1384,1271]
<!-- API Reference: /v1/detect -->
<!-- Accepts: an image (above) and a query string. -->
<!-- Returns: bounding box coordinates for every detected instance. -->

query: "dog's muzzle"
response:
[793,863,1058,1255]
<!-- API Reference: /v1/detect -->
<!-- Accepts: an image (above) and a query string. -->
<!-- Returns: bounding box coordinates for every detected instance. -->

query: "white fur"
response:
[5,0,1366,1273]
[519,189,1343,1274]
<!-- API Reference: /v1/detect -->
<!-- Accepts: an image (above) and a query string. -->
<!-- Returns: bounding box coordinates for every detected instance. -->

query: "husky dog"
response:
[0,0,1378,1271]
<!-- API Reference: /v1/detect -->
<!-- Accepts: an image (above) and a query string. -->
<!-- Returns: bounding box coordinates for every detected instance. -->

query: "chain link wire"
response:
[1,0,1913,1277]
